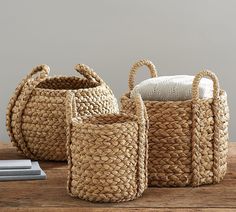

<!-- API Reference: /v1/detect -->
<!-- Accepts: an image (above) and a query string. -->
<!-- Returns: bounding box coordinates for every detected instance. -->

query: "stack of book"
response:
[0,160,46,181]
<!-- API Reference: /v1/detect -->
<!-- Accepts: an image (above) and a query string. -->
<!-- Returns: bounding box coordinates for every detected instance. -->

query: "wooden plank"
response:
[0,142,235,210]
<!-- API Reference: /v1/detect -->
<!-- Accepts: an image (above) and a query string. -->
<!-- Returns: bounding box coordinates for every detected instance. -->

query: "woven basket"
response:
[66,92,148,202]
[6,64,118,161]
[121,59,229,187]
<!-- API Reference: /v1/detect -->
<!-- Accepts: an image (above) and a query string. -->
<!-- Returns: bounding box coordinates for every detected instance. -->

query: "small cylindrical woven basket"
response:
[121,59,229,187]
[6,64,118,161]
[66,92,148,202]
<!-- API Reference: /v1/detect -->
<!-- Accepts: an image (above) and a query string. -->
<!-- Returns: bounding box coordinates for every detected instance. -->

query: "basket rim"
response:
[121,89,227,104]
[34,75,107,93]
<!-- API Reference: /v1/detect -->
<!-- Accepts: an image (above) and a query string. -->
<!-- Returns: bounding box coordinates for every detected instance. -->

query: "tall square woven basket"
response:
[121,59,229,187]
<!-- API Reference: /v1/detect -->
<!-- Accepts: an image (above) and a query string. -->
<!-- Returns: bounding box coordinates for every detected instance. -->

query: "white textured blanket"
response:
[130,75,213,101]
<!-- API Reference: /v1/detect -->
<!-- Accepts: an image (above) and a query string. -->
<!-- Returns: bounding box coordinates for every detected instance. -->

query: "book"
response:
[0,163,46,181]
[0,160,31,169]
[0,161,41,176]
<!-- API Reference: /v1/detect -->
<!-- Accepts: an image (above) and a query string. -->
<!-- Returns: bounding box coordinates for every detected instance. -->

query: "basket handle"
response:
[27,64,50,82]
[65,91,79,125]
[6,64,50,127]
[128,59,157,91]
[133,94,147,126]
[6,64,50,136]
[133,93,149,192]
[192,70,219,101]
[191,69,221,186]
[6,64,50,158]
[74,64,104,84]
[65,90,79,195]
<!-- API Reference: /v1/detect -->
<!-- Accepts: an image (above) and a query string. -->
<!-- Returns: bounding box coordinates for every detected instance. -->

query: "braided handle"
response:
[65,91,76,196]
[133,94,146,124]
[6,64,50,158]
[192,70,219,101]
[191,69,221,186]
[65,91,83,125]
[6,65,50,125]
[65,91,78,124]
[74,64,104,84]
[27,64,50,81]
[133,94,149,194]
[128,59,157,91]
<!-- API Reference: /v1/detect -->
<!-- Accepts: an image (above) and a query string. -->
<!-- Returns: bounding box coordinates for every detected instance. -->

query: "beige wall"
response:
[0,0,235,141]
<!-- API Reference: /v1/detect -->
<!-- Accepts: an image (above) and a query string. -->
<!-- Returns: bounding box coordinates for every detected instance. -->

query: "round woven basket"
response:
[121,59,229,187]
[6,64,118,161]
[66,92,148,202]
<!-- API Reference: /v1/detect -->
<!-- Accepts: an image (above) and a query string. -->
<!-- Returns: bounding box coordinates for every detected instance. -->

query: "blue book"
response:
[0,161,41,176]
[0,160,31,169]
[0,162,47,181]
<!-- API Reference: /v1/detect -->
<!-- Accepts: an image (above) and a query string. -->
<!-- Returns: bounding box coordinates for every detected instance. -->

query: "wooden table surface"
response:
[0,142,236,212]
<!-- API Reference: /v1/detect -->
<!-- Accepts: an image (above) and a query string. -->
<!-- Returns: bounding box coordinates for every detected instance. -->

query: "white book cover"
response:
[0,160,32,169]
[0,161,41,176]
[0,163,46,181]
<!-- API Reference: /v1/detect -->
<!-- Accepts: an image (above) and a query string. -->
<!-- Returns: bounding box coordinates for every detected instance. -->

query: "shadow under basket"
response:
[6,64,118,161]
[120,59,230,187]
[66,92,148,202]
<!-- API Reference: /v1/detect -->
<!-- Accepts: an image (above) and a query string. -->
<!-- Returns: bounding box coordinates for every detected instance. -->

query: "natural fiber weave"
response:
[66,92,148,202]
[121,59,229,187]
[6,64,118,161]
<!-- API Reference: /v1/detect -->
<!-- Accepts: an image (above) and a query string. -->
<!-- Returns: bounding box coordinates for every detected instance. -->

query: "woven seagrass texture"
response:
[6,64,118,161]
[66,92,148,202]
[121,59,229,187]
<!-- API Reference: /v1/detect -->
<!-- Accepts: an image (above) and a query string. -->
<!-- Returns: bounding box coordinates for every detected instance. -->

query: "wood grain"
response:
[0,142,236,211]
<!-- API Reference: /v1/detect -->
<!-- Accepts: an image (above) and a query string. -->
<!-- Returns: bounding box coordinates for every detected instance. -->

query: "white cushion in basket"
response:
[130,75,213,101]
